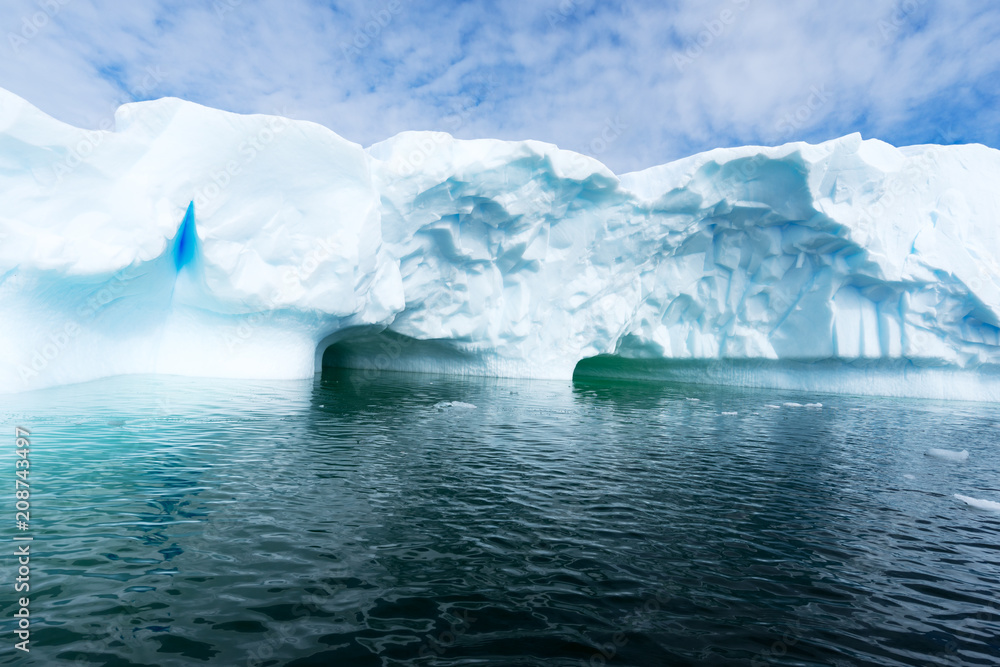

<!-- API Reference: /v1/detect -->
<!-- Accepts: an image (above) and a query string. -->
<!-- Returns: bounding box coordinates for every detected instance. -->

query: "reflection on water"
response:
[1,370,999,666]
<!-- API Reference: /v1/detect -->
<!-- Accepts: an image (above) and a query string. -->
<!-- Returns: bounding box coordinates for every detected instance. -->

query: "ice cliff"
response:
[2,88,999,400]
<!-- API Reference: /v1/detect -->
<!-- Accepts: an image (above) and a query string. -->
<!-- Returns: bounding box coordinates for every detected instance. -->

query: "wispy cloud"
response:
[1,0,998,172]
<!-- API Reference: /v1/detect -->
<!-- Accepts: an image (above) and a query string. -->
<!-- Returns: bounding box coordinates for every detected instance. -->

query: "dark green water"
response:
[2,370,999,666]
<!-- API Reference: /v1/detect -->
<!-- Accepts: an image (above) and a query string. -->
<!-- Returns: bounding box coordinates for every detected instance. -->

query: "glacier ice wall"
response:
[2,88,1000,399]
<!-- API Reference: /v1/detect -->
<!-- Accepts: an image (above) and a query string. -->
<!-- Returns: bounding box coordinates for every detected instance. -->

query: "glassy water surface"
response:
[1,370,999,666]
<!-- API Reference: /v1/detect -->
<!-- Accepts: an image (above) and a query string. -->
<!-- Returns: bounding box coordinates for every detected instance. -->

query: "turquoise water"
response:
[2,370,999,666]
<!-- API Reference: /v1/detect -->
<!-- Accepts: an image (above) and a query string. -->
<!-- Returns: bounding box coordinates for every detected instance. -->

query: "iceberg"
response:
[925,448,970,462]
[2,88,1000,400]
[954,494,1000,512]
[432,401,477,410]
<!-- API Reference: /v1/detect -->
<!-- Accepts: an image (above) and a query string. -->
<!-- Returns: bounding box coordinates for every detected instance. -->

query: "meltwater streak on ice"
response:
[1,88,1000,397]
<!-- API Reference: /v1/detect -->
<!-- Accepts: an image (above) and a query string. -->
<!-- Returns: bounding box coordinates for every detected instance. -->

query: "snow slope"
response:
[2,89,999,399]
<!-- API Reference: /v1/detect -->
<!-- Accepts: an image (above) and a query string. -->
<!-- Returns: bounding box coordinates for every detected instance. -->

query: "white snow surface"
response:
[3,89,1000,398]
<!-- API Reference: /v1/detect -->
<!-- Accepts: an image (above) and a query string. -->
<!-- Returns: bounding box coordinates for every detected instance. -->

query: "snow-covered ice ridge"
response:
[2,88,1000,399]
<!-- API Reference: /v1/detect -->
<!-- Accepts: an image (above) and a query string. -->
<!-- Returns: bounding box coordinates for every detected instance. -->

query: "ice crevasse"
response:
[1,88,1000,400]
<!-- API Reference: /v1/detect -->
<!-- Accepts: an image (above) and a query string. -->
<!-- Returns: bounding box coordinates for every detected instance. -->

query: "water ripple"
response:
[0,371,998,665]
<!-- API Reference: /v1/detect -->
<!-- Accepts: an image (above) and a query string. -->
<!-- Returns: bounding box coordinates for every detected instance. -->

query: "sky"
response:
[1,0,998,173]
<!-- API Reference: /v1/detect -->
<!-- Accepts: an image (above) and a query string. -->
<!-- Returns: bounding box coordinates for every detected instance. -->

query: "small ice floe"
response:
[433,401,477,410]
[925,448,969,462]
[903,474,916,480]
[764,404,781,409]
[804,403,823,408]
[954,494,1000,513]
[720,411,738,416]
[783,402,803,408]
[685,398,700,402]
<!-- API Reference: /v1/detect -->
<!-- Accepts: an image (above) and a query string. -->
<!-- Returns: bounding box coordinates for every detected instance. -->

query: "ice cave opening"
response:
[318,328,481,378]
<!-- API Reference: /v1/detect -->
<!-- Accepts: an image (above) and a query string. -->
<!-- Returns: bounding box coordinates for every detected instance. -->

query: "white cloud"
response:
[1,0,998,172]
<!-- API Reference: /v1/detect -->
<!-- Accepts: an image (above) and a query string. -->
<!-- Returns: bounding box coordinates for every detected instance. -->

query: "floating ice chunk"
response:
[433,401,477,410]
[903,474,915,480]
[764,404,781,409]
[954,494,1000,512]
[804,403,823,408]
[685,398,700,402]
[925,448,969,462]
[720,411,738,416]
[783,402,803,408]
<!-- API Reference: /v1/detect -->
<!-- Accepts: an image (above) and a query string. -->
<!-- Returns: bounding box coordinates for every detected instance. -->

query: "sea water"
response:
[1,370,998,666]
